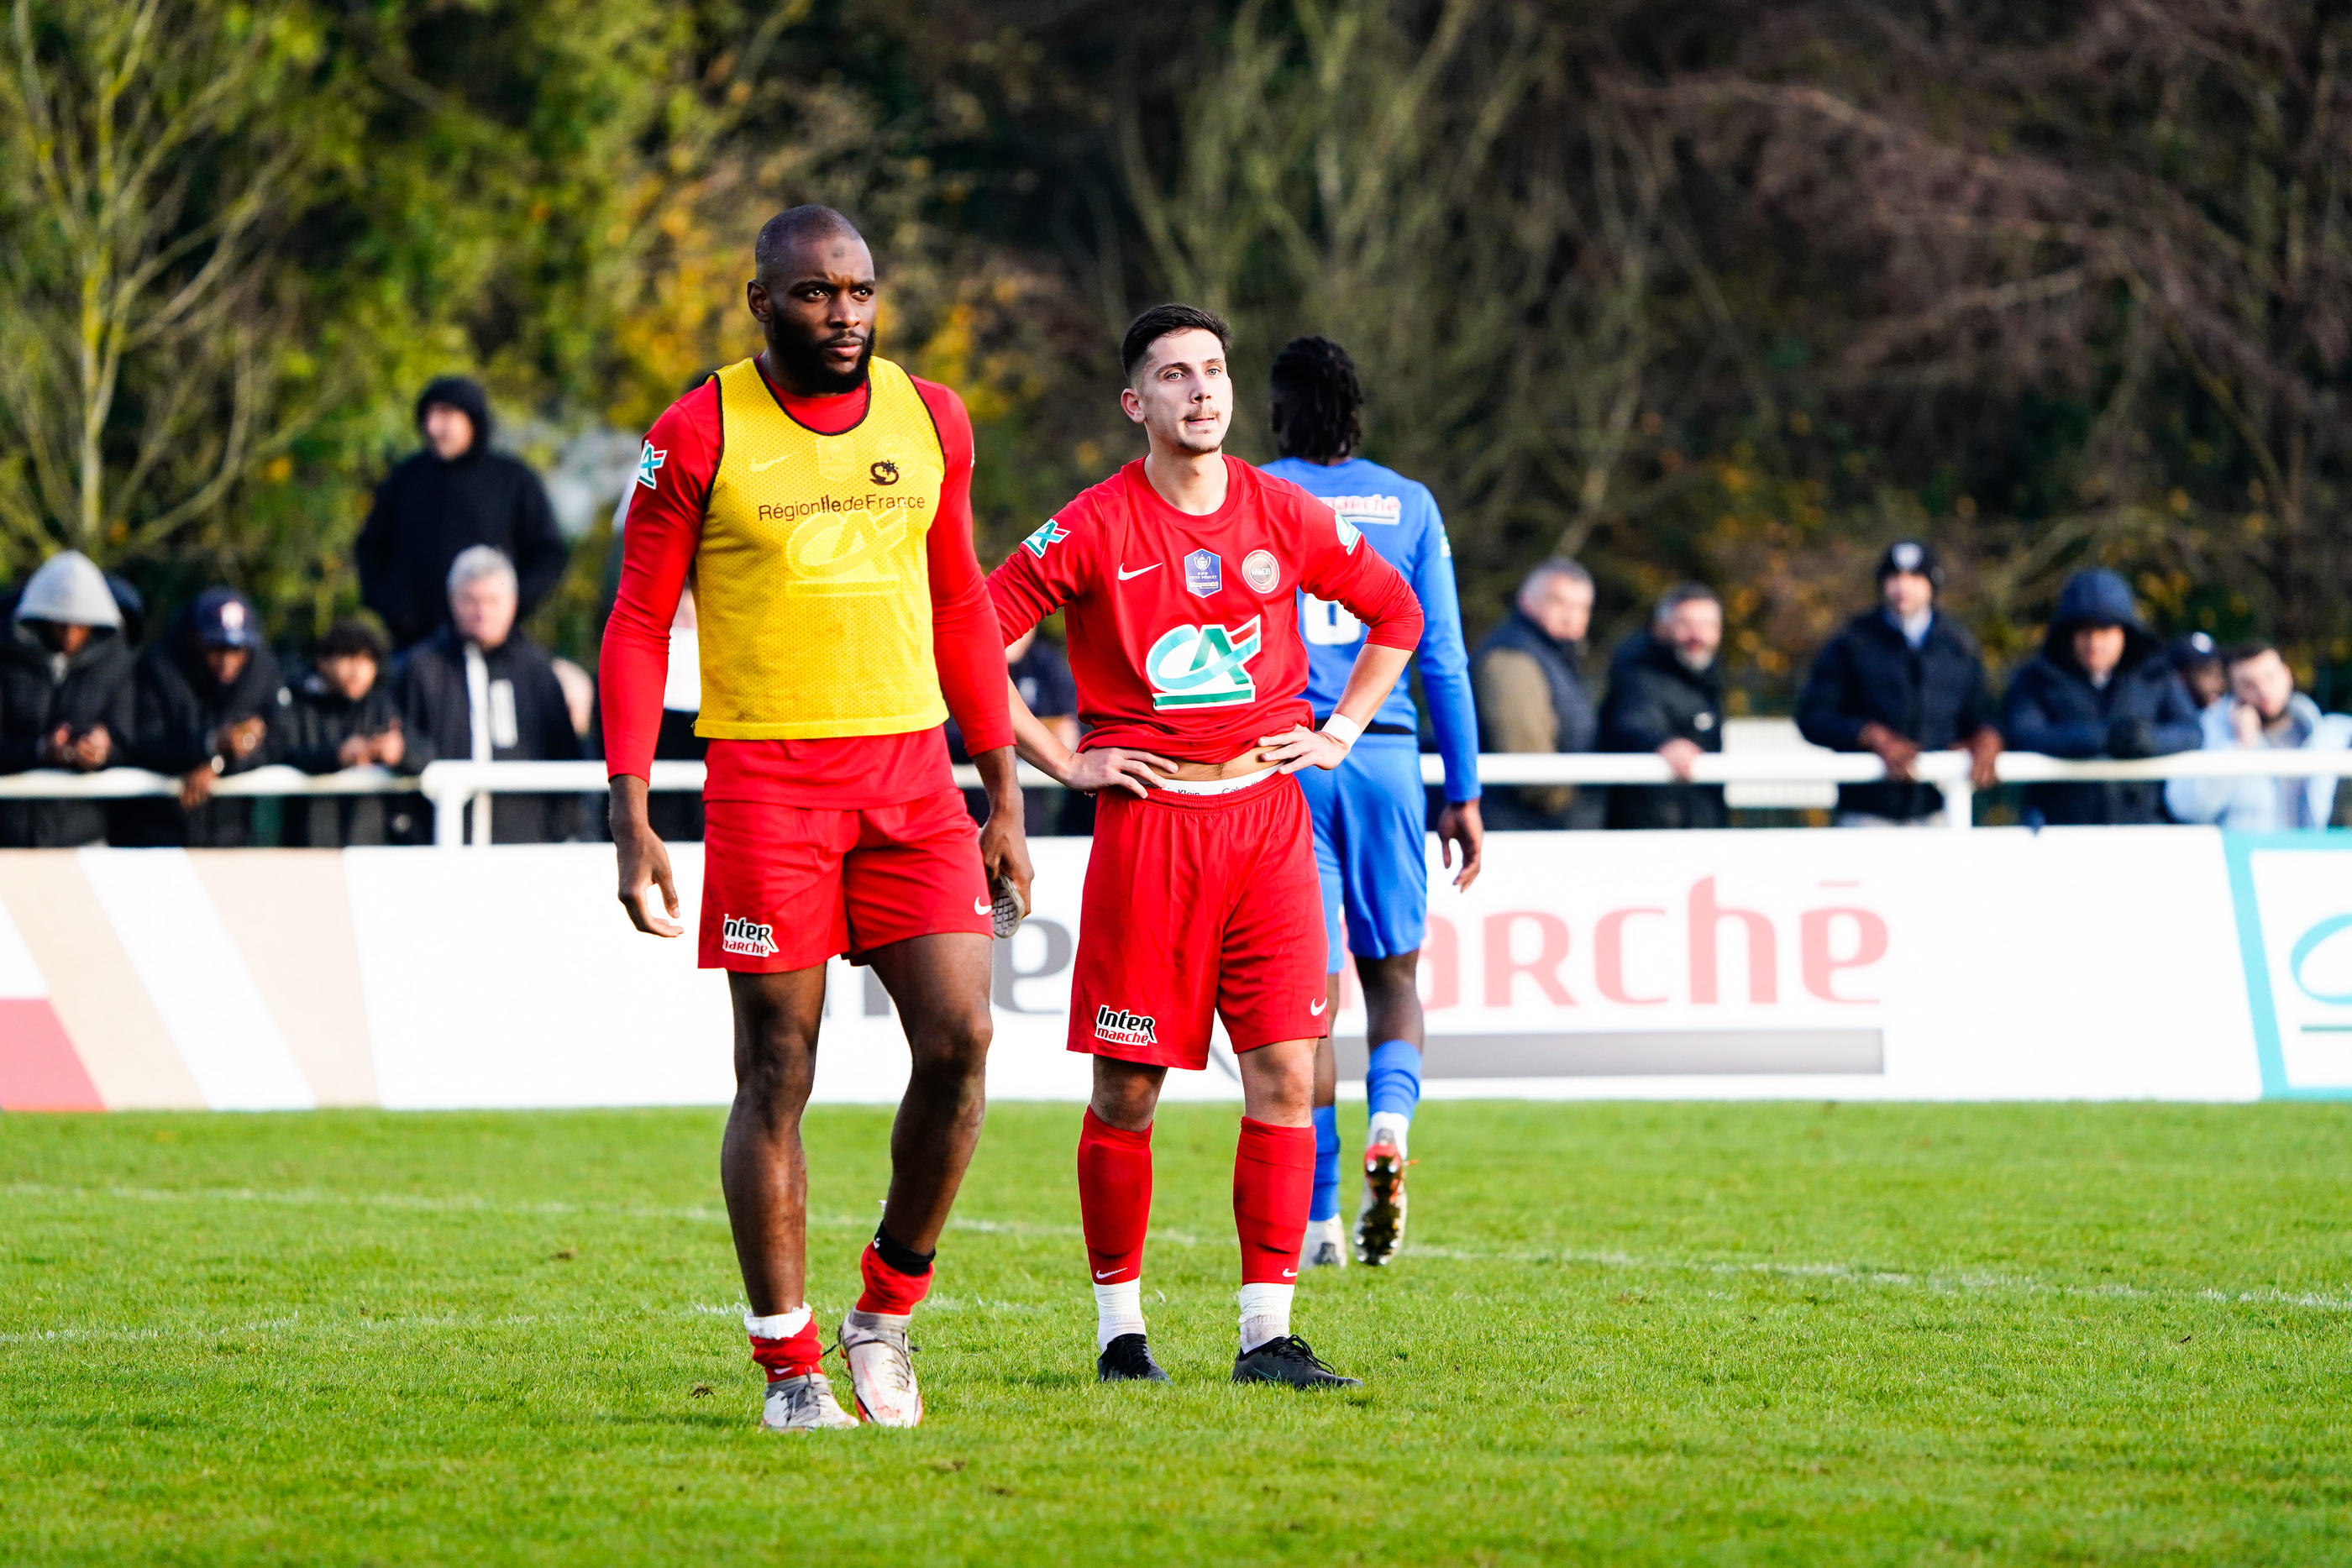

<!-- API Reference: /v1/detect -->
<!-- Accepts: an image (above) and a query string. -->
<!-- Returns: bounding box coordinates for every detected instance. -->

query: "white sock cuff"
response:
[745,1305,811,1340]
[1368,1110,1411,1157]
[1093,1279,1147,1350]
[1236,1281,1295,1351]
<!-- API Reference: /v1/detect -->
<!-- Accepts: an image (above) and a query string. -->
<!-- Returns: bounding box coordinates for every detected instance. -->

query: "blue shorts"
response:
[1297,734,1429,973]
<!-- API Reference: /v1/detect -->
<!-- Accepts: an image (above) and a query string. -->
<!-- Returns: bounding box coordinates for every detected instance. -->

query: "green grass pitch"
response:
[7,1099,2352,1565]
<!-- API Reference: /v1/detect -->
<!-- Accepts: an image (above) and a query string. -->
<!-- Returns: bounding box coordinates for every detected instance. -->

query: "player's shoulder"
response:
[1013,464,1130,564]
[902,370,971,427]
[639,373,723,474]
[1241,460,1338,522]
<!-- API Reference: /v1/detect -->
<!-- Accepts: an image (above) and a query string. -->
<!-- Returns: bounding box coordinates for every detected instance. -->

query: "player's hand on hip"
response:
[608,777,683,937]
[1436,798,1484,890]
[1257,724,1347,774]
[1063,747,1177,799]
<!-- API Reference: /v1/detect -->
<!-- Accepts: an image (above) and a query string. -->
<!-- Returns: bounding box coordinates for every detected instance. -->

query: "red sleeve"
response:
[1293,490,1423,650]
[915,379,1012,755]
[985,488,1100,645]
[598,384,717,780]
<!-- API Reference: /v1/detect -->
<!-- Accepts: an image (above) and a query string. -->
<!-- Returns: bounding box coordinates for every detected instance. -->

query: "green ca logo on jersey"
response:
[1146,617,1264,710]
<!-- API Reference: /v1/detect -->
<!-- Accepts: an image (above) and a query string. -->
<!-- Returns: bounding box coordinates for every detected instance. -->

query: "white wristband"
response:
[1320,713,1362,751]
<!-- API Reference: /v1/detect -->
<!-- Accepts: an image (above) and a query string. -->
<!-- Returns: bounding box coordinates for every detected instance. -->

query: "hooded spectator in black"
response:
[2000,568,2201,826]
[400,545,581,843]
[0,551,134,847]
[278,618,417,846]
[1600,583,1728,829]
[1797,540,2003,824]
[120,588,283,847]
[1473,559,1599,829]
[357,376,567,650]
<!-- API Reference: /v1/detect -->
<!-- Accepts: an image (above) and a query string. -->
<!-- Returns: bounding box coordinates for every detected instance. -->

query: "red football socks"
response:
[1076,1108,1153,1284]
[747,1313,822,1382]
[856,1235,935,1317]
[1234,1117,1315,1284]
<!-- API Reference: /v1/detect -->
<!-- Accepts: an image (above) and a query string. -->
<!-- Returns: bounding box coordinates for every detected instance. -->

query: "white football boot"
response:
[1298,1214,1347,1269]
[1354,1133,1409,1266]
[760,1372,857,1432]
[841,1310,923,1427]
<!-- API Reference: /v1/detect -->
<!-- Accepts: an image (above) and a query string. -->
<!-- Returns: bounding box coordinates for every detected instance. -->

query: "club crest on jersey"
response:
[870,459,900,485]
[1146,616,1263,710]
[1184,548,1222,596]
[1023,518,1068,558]
[1242,549,1279,592]
[1094,1005,1158,1049]
[636,440,666,490]
[721,915,778,958]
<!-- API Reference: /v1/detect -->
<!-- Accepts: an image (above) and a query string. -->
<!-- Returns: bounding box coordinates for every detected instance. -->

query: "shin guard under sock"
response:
[745,1306,822,1382]
[1076,1109,1152,1285]
[1233,1117,1315,1284]
[855,1225,935,1317]
[1365,1038,1423,1123]
[1310,1104,1341,1223]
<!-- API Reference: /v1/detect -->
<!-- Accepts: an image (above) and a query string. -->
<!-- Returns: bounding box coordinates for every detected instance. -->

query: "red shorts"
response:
[1068,773,1328,1069]
[700,787,991,972]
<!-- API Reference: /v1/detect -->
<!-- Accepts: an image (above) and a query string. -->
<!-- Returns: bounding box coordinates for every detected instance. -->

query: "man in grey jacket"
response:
[0,551,132,847]
[2166,641,2351,831]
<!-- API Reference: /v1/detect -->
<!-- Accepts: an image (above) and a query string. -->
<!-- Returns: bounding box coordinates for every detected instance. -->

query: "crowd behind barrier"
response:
[10,380,2349,848]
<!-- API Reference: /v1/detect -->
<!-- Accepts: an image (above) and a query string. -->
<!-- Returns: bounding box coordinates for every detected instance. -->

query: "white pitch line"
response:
[10,1181,2351,1315]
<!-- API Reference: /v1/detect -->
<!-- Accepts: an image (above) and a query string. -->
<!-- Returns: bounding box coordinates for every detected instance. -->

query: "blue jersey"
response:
[1261,456,1479,802]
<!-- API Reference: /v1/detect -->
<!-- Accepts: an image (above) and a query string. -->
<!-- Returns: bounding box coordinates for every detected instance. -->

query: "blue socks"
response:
[1366,1038,1423,1120]
[1310,1104,1341,1223]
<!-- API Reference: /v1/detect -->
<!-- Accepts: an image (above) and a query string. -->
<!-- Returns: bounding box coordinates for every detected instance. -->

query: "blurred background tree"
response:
[3,0,2348,706]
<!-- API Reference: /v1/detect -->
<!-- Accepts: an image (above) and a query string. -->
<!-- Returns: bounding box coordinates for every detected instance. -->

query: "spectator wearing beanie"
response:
[1473,559,1599,830]
[357,375,568,650]
[1796,539,2002,826]
[279,618,415,846]
[1999,568,2200,826]
[1599,583,1727,830]
[120,588,284,847]
[2168,632,2227,711]
[0,551,134,847]
[2166,641,2352,831]
[399,546,581,843]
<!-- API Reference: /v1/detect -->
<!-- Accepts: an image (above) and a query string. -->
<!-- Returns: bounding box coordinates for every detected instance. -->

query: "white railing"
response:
[0,749,2346,842]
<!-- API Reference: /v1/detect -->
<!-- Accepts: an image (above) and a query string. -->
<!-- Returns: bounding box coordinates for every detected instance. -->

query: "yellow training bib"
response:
[696,355,949,739]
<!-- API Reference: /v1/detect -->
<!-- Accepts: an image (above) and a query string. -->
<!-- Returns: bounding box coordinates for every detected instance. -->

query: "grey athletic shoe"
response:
[841,1310,923,1427]
[760,1372,857,1431]
[1232,1335,1361,1389]
[1354,1135,1408,1266]
[1298,1215,1347,1270]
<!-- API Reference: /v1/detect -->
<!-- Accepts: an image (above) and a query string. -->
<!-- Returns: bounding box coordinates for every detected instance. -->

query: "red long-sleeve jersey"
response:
[987,458,1423,762]
[600,361,1011,805]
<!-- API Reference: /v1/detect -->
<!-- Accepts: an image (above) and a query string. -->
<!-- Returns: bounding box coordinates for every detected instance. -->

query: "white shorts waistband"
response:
[1153,768,1276,797]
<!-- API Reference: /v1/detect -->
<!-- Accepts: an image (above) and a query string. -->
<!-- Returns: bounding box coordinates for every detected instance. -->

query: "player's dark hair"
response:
[1269,337,1363,462]
[754,205,862,279]
[1121,303,1232,382]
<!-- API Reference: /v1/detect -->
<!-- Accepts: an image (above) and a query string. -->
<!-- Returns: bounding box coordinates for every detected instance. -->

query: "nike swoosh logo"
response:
[1281,1269,1298,1279]
[1309,999,1327,1015]
[1116,563,1161,580]
[1095,1269,1122,1281]
[974,897,992,915]
[749,454,793,473]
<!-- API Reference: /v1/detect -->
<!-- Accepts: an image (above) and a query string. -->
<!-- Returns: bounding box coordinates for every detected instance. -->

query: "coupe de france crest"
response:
[1184,548,1222,596]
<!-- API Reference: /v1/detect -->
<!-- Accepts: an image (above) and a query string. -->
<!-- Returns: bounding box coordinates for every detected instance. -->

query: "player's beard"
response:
[772,328,874,395]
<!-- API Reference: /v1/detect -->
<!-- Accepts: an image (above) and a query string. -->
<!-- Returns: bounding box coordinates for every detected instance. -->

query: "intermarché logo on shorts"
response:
[1094,1005,1158,1049]
[722,915,778,958]
[757,491,931,523]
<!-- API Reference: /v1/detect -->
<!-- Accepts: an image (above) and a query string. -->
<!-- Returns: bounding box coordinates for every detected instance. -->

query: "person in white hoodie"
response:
[2166,641,2352,831]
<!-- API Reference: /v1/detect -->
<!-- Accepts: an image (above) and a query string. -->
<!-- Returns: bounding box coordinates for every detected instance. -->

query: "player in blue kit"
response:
[1261,337,1482,1267]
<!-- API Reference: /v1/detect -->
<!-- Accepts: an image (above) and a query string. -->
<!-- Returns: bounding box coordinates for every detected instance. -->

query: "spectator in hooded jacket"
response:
[120,588,283,847]
[1600,583,1726,829]
[1999,568,2201,826]
[0,551,134,847]
[278,618,415,847]
[1797,539,2003,825]
[357,376,568,650]
[1473,559,1598,829]
[2165,641,2352,831]
[400,546,581,843]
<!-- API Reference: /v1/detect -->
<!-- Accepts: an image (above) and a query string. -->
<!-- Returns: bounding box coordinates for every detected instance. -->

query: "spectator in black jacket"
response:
[1796,540,2003,825]
[0,551,134,847]
[121,589,283,847]
[400,546,581,843]
[1600,583,1726,829]
[357,376,567,650]
[1472,559,1597,829]
[2000,568,2201,826]
[278,618,415,847]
